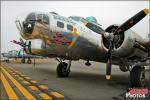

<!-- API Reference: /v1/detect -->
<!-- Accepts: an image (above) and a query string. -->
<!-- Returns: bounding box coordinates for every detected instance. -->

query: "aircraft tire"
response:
[56,62,70,77]
[27,59,32,64]
[6,59,9,63]
[130,66,145,87]
[21,58,25,63]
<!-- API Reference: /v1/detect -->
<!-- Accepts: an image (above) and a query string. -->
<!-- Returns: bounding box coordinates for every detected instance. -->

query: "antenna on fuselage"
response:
[49,12,59,15]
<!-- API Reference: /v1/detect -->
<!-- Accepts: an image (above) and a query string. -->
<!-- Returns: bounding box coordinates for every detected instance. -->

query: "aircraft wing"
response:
[18,54,43,58]
[141,33,150,58]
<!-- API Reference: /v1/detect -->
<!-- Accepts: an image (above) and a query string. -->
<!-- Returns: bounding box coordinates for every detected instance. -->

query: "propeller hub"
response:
[103,32,114,40]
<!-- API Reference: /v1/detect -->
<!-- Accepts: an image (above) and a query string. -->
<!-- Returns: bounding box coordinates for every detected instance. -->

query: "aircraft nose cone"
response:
[22,12,37,35]
[15,12,38,39]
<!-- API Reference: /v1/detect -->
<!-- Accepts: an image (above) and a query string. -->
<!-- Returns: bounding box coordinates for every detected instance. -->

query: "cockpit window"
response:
[37,14,49,24]
[69,16,82,21]
[43,14,49,24]
[80,18,88,23]
[37,14,43,21]
[69,16,88,24]
[86,22,104,34]
[25,13,36,22]
[69,16,104,34]
[67,24,73,31]
[57,21,64,28]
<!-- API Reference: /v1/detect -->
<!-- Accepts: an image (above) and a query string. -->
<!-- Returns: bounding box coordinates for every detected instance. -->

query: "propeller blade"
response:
[19,38,25,44]
[114,8,149,35]
[106,60,111,80]
[19,38,26,47]
[106,41,112,80]
[11,40,25,47]
[23,42,27,52]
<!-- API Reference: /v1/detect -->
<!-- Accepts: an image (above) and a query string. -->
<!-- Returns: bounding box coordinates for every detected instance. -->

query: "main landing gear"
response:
[5,59,10,63]
[21,58,26,63]
[21,58,32,64]
[27,58,32,64]
[130,65,145,87]
[56,58,71,77]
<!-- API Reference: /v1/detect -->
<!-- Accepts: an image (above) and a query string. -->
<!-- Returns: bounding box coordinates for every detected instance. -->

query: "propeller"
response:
[106,40,113,80]
[114,8,149,35]
[11,39,25,47]
[11,38,27,51]
[105,8,149,80]
[11,38,32,54]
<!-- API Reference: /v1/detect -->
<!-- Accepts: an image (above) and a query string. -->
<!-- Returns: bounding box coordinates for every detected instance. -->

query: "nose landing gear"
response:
[27,58,32,64]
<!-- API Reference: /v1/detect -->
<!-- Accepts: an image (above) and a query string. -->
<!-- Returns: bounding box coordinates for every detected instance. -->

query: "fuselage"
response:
[15,12,149,65]
[16,12,108,62]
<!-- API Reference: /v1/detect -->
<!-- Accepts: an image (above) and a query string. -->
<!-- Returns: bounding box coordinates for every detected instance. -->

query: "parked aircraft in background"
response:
[15,8,149,87]
[1,53,10,62]
[1,48,43,64]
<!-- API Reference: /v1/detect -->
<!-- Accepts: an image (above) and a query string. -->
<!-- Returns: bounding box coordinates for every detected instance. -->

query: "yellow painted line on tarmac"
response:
[51,92,64,99]
[12,72,16,75]
[0,71,1,80]
[23,81,30,85]
[2,67,36,100]
[15,75,19,77]
[2,64,65,100]
[25,77,31,79]
[39,85,48,90]
[29,86,39,91]
[18,77,24,80]
[39,93,52,100]
[1,73,18,100]
[31,80,37,83]
[21,75,26,77]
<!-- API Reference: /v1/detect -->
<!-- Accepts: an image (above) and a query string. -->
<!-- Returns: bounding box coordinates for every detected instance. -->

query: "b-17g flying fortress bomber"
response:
[15,8,150,87]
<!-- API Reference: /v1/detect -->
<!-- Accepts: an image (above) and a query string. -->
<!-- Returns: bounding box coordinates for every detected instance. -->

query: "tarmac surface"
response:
[1,58,150,100]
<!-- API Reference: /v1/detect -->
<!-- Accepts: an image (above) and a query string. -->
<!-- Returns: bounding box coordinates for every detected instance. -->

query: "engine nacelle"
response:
[102,25,148,61]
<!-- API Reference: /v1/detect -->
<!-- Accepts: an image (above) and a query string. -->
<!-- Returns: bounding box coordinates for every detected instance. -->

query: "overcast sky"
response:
[1,1,149,53]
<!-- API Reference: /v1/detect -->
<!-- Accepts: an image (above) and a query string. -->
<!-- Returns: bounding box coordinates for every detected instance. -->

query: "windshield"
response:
[69,16,82,21]
[25,13,49,24]
[69,16,104,34]
[86,22,104,34]
[25,12,36,22]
